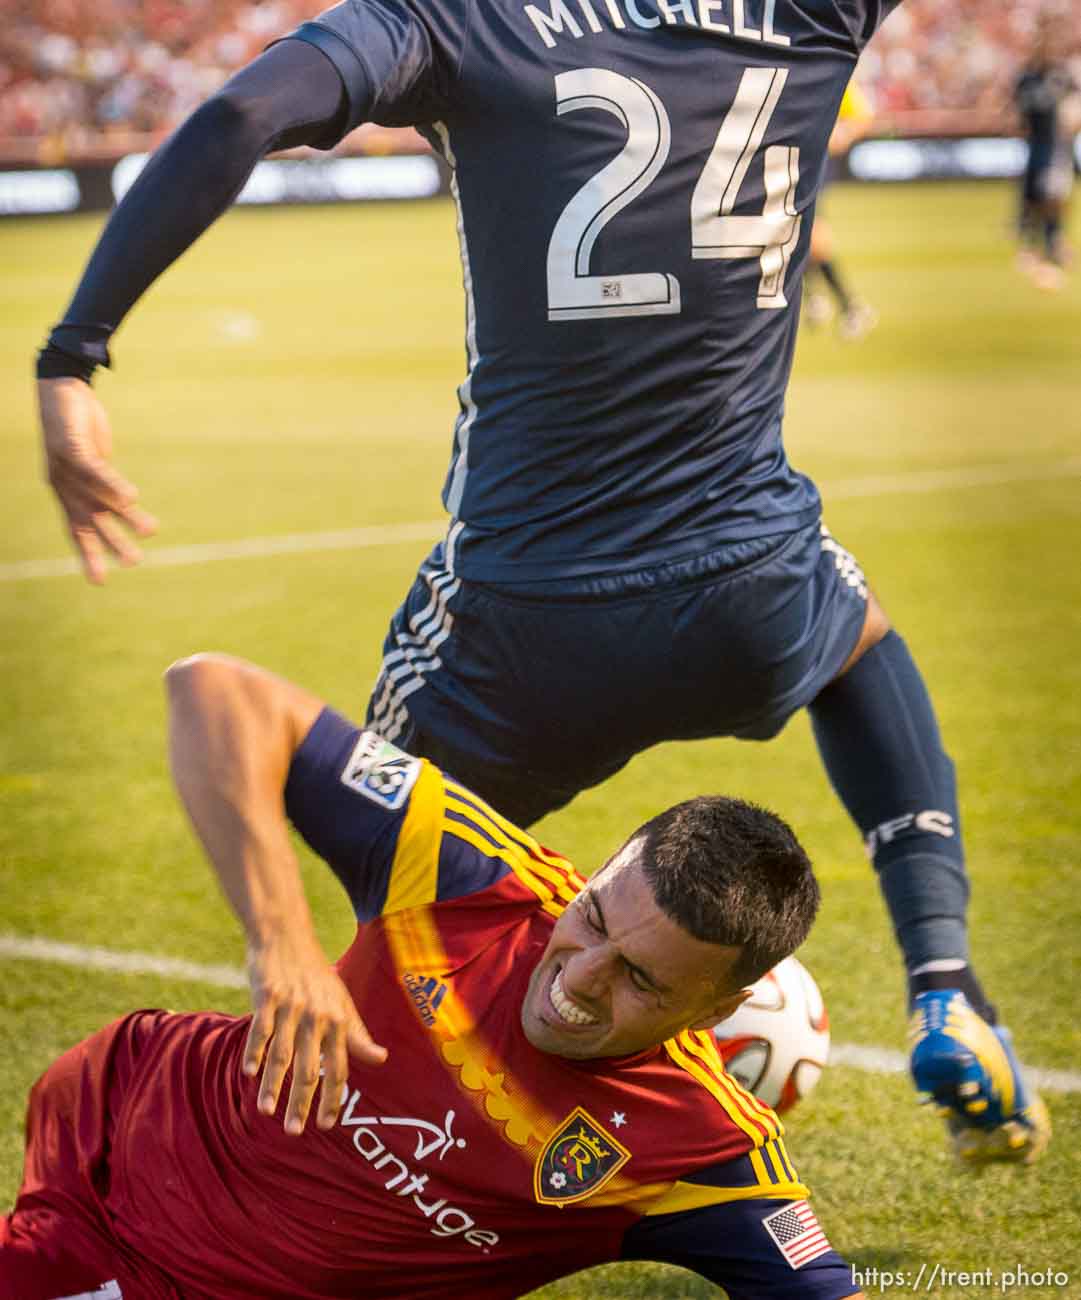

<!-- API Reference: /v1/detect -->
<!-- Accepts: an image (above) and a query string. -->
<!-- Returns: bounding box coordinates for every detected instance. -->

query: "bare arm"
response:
[165,654,386,1134]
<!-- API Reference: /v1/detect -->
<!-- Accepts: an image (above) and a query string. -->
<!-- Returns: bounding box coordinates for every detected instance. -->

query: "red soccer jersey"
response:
[5,712,853,1300]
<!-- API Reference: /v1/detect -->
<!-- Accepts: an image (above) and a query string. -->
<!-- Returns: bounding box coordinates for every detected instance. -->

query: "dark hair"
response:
[633,796,819,988]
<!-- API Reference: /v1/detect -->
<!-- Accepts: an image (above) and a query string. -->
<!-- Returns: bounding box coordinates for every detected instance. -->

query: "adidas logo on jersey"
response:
[404,972,449,1027]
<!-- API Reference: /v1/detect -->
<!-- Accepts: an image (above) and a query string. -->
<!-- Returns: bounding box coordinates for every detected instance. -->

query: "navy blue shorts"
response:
[1023,155,1072,204]
[366,521,868,825]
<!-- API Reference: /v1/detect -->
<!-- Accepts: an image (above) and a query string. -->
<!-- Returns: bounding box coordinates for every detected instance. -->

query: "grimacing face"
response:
[520,839,751,1059]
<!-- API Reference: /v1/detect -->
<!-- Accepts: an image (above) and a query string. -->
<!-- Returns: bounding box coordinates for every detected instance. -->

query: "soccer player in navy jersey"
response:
[1013,21,1079,289]
[2,654,866,1300]
[802,81,878,339]
[35,0,1048,1162]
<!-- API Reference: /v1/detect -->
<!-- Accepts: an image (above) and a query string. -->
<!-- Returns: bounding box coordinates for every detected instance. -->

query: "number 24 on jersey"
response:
[547,65,800,320]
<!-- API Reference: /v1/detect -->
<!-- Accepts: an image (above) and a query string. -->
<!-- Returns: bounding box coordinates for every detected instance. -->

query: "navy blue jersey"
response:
[1015,63,1078,168]
[292,0,897,579]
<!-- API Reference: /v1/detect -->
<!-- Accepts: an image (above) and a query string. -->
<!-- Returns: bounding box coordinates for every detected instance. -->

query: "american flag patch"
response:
[762,1200,832,1269]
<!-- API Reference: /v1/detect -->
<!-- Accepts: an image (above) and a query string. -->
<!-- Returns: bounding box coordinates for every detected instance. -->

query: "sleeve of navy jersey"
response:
[287,0,469,138]
[283,707,510,920]
[835,0,902,51]
[621,1193,856,1299]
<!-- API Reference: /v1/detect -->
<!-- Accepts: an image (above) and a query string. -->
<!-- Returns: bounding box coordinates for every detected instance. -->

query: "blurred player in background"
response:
[803,81,879,340]
[2,654,866,1300]
[1013,18,1080,290]
[35,0,1049,1164]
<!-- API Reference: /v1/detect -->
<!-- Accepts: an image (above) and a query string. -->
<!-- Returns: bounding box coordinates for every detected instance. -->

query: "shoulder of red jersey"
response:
[562,1027,806,1223]
[284,707,584,925]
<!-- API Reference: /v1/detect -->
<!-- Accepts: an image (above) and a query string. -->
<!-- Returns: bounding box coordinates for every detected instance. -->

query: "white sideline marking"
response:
[4,459,1081,583]
[2,933,1080,1095]
[830,1042,1081,1097]
[824,458,1081,502]
[0,933,246,990]
[0,520,446,582]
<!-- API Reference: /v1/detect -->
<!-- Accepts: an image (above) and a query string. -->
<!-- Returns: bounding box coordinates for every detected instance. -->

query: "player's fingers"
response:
[345,1010,388,1068]
[120,503,159,539]
[67,521,107,586]
[258,1003,301,1117]
[61,474,157,552]
[72,459,139,514]
[242,996,278,1079]
[92,511,143,568]
[316,1025,349,1131]
[283,1014,324,1136]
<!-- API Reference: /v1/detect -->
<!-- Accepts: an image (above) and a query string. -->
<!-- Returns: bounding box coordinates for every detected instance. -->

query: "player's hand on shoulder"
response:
[243,924,388,1136]
[37,376,158,584]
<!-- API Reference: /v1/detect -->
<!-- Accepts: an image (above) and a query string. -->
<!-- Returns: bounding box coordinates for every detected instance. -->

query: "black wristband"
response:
[36,341,97,384]
[35,324,114,384]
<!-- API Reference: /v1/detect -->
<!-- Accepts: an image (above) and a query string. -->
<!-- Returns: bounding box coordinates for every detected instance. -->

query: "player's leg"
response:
[1044,199,1064,264]
[1016,164,1066,288]
[2,1012,178,1299]
[1036,183,1068,286]
[810,612,981,1007]
[806,582,1049,1163]
[803,221,834,326]
[806,215,875,340]
[1016,171,1041,268]
[0,1211,128,1300]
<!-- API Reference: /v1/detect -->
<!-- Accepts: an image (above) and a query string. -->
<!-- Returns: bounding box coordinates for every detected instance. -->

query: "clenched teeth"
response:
[551,969,599,1026]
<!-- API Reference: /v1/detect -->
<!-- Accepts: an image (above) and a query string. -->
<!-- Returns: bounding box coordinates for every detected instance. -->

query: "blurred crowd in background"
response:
[1,0,1080,160]
[1,0,327,159]
[866,0,1080,115]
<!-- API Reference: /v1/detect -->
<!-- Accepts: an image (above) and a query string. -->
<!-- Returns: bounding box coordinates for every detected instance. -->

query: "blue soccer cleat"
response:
[908,990,1051,1165]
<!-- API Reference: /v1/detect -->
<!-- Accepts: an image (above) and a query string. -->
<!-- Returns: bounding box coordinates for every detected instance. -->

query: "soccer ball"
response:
[713,955,830,1113]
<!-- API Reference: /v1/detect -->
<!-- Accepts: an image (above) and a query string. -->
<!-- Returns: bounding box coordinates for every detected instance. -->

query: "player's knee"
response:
[165,652,220,689]
[834,592,890,678]
[163,653,248,710]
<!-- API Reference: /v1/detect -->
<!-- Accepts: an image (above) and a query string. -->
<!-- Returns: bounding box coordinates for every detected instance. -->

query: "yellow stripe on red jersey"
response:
[381,759,445,914]
[663,1030,784,1146]
[442,779,583,914]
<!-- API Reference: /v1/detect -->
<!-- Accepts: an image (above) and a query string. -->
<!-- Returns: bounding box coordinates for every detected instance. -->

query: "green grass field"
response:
[2,181,1080,1299]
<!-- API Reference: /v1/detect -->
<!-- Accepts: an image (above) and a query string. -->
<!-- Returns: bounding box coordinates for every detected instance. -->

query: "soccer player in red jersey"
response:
[2,655,865,1300]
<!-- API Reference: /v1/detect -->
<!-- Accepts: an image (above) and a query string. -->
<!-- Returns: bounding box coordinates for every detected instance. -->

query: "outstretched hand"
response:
[37,377,158,584]
[243,927,388,1136]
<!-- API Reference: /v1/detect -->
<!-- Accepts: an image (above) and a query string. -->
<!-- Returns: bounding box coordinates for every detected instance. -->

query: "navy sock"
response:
[808,631,994,1020]
[1019,200,1039,246]
[817,258,853,312]
[1044,216,1063,264]
[908,965,996,1023]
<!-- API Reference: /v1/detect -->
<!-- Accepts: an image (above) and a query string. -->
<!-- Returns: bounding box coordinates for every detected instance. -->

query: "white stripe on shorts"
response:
[369,565,461,739]
[820,523,868,599]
